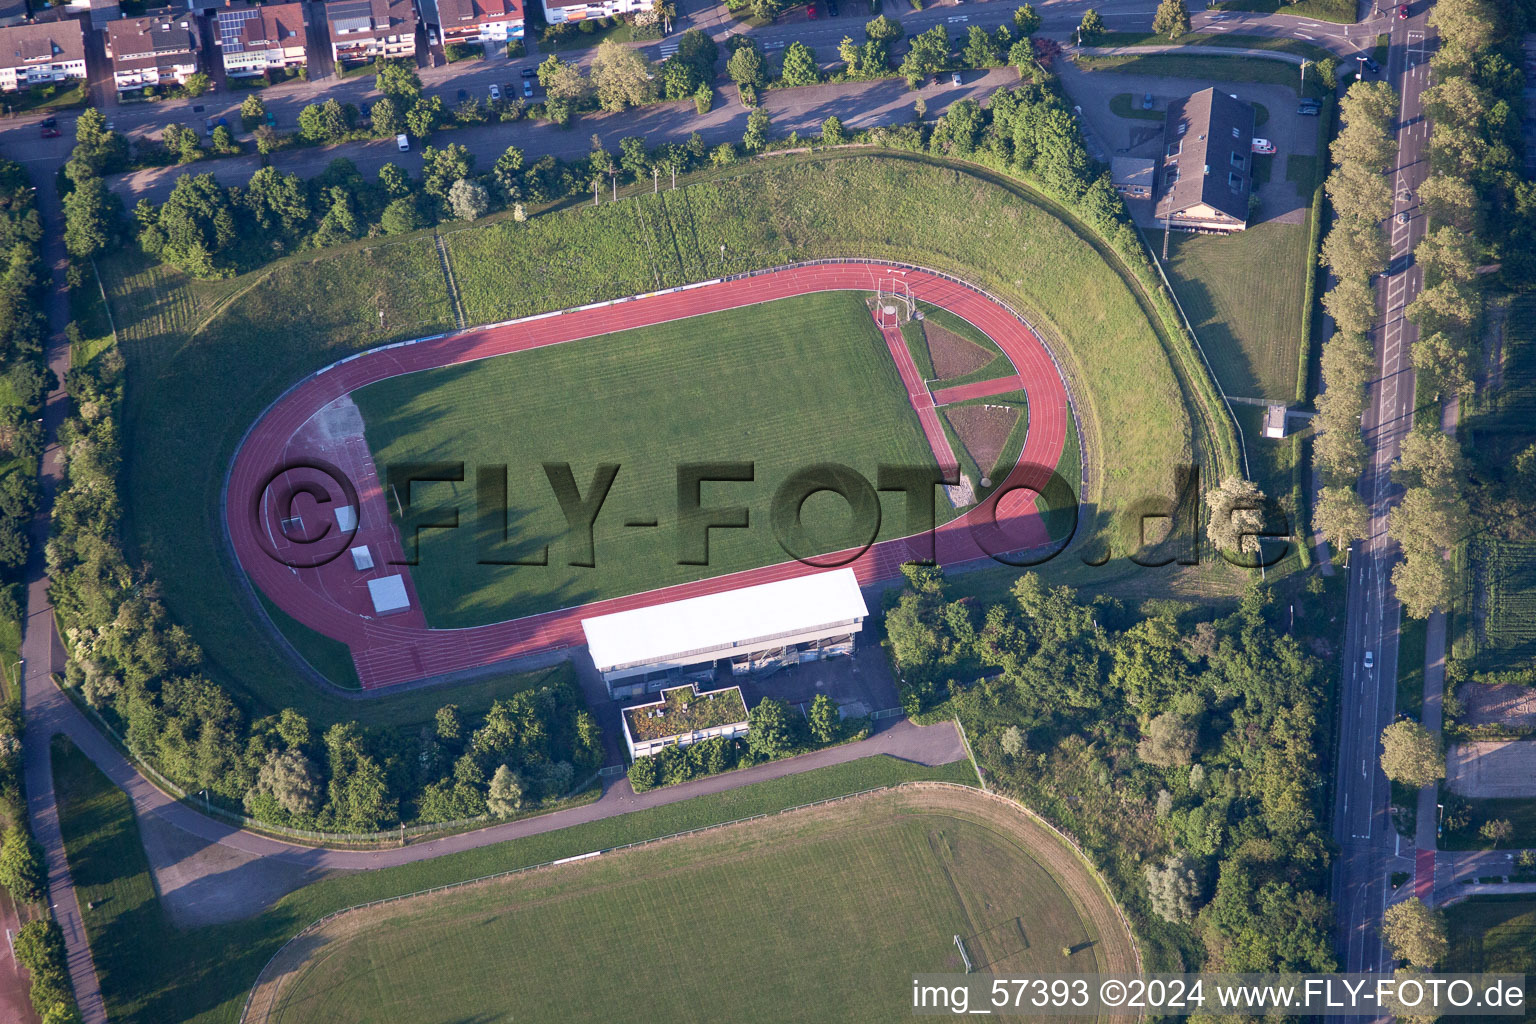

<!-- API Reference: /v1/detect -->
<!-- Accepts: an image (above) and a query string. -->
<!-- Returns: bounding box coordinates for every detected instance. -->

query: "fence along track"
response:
[240,779,1142,1023]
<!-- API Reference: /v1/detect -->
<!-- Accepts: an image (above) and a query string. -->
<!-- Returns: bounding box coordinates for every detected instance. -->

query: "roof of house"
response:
[325,0,414,40]
[623,684,749,743]
[215,1,305,51]
[0,19,85,66]
[436,0,522,24]
[1110,156,1153,187]
[582,568,869,672]
[1155,88,1255,224]
[106,14,197,68]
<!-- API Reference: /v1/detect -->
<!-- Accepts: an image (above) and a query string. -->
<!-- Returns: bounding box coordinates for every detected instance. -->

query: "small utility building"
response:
[581,568,869,700]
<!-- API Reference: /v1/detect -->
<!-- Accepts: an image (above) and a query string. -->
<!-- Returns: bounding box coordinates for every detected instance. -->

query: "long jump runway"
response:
[225,263,1073,689]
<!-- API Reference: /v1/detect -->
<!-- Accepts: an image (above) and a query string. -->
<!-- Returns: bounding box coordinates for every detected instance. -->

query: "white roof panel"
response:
[350,545,374,571]
[367,574,410,614]
[582,568,868,671]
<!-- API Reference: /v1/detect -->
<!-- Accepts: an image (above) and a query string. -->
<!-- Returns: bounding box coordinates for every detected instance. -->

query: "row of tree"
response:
[626,693,850,792]
[1312,81,1397,560]
[886,565,1335,972]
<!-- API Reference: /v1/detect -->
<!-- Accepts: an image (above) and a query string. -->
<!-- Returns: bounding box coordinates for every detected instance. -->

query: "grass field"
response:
[103,153,1198,707]
[1077,54,1331,98]
[1447,896,1536,1015]
[256,786,1131,1024]
[1109,92,1164,120]
[55,749,978,1024]
[354,291,943,627]
[1162,221,1312,401]
[1442,793,1536,850]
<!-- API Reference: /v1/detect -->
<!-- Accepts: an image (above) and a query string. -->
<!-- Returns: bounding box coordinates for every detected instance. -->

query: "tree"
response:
[742,106,771,151]
[1427,0,1497,52]
[0,827,44,902]
[239,93,267,131]
[1321,331,1375,393]
[379,197,421,235]
[1000,725,1025,758]
[780,41,820,85]
[1323,276,1380,336]
[183,72,211,97]
[491,144,525,202]
[747,697,799,759]
[63,176,112,259]
[1392,551,1454,619]
[807,694,839,744]
[250,748,321,817]
[405,95,445,138]
[962,25,1001,68]
[1382,898,1448,969]
[538,54,587,102]
[1144,855,1201,922]
[1314,486,1368,553]
[1394,426,1464,495]
[1413,331,1473,397]
[1479,818,1514,847]
[1152,0,1189,40]
[374,57,423,102]
[590,39,654,111]
[370,96,403,138]
[694,83,714,114]
[1206,476,1267,556]
[1379,720,1444,789]
[1012,3,1041,35]
[900,25,951,87]
[727,43,767,91]
[421,143,473,200]
[1321,221,1388,280]
[447,178,489,220]
[1415,225,1481,286]
[487,764,524,816]
[1077,8,1105,43]
[821,114,845,145]
[1418,174,1478,231]
[865,13,904,41]
[1137,712,1197,766]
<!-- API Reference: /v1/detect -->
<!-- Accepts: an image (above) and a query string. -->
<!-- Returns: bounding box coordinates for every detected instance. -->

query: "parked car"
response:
[1142,91,1153,110]
[826,0,838,12]
[1397,2,1408,17]
[1297,100,1322,115]
[520,67,536,77]
[951,70,962,85]
[807,2,817,16]
[1396,211,1410,224]
[489,83,501,100]
[204,116,215,136]
[396,133,410,151]
[1251,138,1276,155]
[39,118,59,138]
[523,79,534,98]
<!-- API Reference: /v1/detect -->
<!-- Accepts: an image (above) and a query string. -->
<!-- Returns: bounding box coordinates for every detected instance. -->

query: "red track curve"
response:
[224,264,1073,689]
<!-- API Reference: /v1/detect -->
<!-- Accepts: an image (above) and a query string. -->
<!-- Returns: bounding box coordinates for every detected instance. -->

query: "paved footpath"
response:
[18,157,108,1024]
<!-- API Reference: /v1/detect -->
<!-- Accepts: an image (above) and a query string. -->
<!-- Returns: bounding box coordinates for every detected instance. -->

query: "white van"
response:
[396,133,410,152]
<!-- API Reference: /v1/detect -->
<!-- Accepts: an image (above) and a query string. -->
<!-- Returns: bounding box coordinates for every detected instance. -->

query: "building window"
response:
[1167,141,1181,157]
[1230,151,1244,169]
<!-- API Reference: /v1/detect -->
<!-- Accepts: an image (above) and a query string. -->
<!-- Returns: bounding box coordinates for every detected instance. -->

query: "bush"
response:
[0,826,46,903]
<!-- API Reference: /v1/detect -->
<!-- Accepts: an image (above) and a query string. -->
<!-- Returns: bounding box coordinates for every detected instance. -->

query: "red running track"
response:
[225,264,1072,689]
[932,374,1027,407]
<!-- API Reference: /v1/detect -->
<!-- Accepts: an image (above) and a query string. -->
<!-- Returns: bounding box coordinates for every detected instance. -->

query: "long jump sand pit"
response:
[1447,739,1536,798]
[246,784,1136,1024]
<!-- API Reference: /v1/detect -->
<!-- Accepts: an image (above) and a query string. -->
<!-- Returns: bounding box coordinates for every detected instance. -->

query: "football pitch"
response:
[353,291,957,628]
[258,787,1134,1023]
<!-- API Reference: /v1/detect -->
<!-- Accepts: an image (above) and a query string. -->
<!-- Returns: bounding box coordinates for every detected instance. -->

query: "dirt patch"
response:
[1447,740,1536,798]
[1461,683,1536,729]
[947,404,1020,479]
[926,323,993,380]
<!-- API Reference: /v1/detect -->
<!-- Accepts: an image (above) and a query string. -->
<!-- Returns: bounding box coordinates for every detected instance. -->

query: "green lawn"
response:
[57,750,976,1024]
[101,153,1197,706]
[0,80,88,114]
[1207,0,1357,24]
[1442,795,1536,851]
[355,291,942,627]
[1397,614,1426,722]
[1078,54,1330,98]
[1110,92,1163,120]
[1162,221,1312,400]
[266,789,1112,1024]
[1447,896,1536,1017]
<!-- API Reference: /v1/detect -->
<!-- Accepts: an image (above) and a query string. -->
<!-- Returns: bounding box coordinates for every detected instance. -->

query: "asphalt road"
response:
[1328,3,1434,1009]
[0,0,1370,175]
